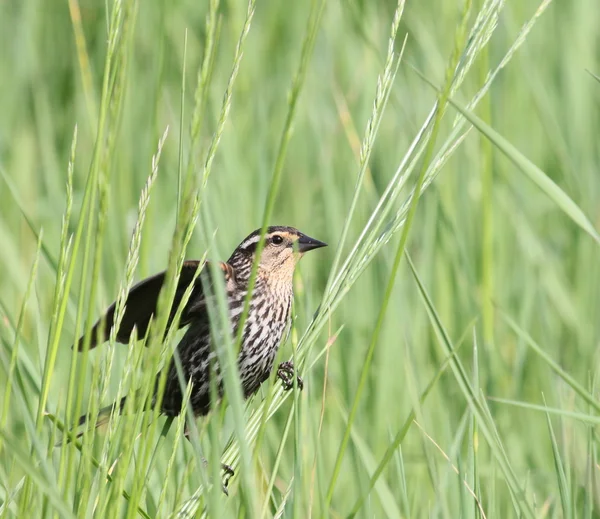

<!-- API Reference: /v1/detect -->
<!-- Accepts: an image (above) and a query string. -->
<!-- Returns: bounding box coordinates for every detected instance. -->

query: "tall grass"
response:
[1,0,599,517]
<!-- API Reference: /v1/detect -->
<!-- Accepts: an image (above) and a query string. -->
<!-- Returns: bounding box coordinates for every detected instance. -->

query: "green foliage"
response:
[1,0,599,517]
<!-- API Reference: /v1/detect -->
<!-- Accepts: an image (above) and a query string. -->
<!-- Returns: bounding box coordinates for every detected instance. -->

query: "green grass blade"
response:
[488,397,600,424]
[501,311,600,414]
[542,394,572,519]
[406,252,535,519]
[415,72,600,245]
[346,412,402,518]
[0,430,75,519]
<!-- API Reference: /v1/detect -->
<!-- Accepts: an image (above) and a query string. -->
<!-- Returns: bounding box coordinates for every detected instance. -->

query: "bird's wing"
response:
[74,260,234,350]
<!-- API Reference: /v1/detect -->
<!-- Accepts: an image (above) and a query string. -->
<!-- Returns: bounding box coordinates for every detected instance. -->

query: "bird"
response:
[73,225,326,445]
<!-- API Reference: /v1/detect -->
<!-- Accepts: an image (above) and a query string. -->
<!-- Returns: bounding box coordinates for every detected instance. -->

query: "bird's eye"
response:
[271,235,284,245]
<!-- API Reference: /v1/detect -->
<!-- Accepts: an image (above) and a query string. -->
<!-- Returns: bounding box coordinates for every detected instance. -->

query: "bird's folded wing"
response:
[74,260,232,350]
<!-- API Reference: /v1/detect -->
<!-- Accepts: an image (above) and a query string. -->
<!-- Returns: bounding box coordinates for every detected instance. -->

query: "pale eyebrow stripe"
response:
[240,233,273,250]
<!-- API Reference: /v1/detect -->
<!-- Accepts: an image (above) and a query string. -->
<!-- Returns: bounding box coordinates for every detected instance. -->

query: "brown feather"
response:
[73,260,230,350]
[71,226,325,433]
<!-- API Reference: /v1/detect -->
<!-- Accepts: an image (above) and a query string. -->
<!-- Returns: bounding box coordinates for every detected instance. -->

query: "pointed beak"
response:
[296,234,327,253]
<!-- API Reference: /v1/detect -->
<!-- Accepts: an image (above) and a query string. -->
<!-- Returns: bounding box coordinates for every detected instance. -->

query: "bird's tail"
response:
[59,396,128,445]
[78,396,128,427]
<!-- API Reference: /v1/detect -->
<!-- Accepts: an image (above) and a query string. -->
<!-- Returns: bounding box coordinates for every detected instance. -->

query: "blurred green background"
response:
[1,0,600,517]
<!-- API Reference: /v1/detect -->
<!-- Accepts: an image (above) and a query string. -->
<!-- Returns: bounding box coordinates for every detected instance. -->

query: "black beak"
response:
[296,234,327,253]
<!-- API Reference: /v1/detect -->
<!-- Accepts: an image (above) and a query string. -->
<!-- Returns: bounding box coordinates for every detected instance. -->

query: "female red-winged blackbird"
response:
[74,226,326,430]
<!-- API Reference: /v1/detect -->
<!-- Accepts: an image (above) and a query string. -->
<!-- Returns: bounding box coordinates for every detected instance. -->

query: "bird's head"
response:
[228,226,327,284]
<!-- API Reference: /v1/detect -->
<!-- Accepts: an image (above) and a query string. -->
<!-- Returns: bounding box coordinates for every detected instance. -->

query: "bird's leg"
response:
[184,423,235,493]
[221,463,235,491]
[277,360,304,391]
[221,462,235,479]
